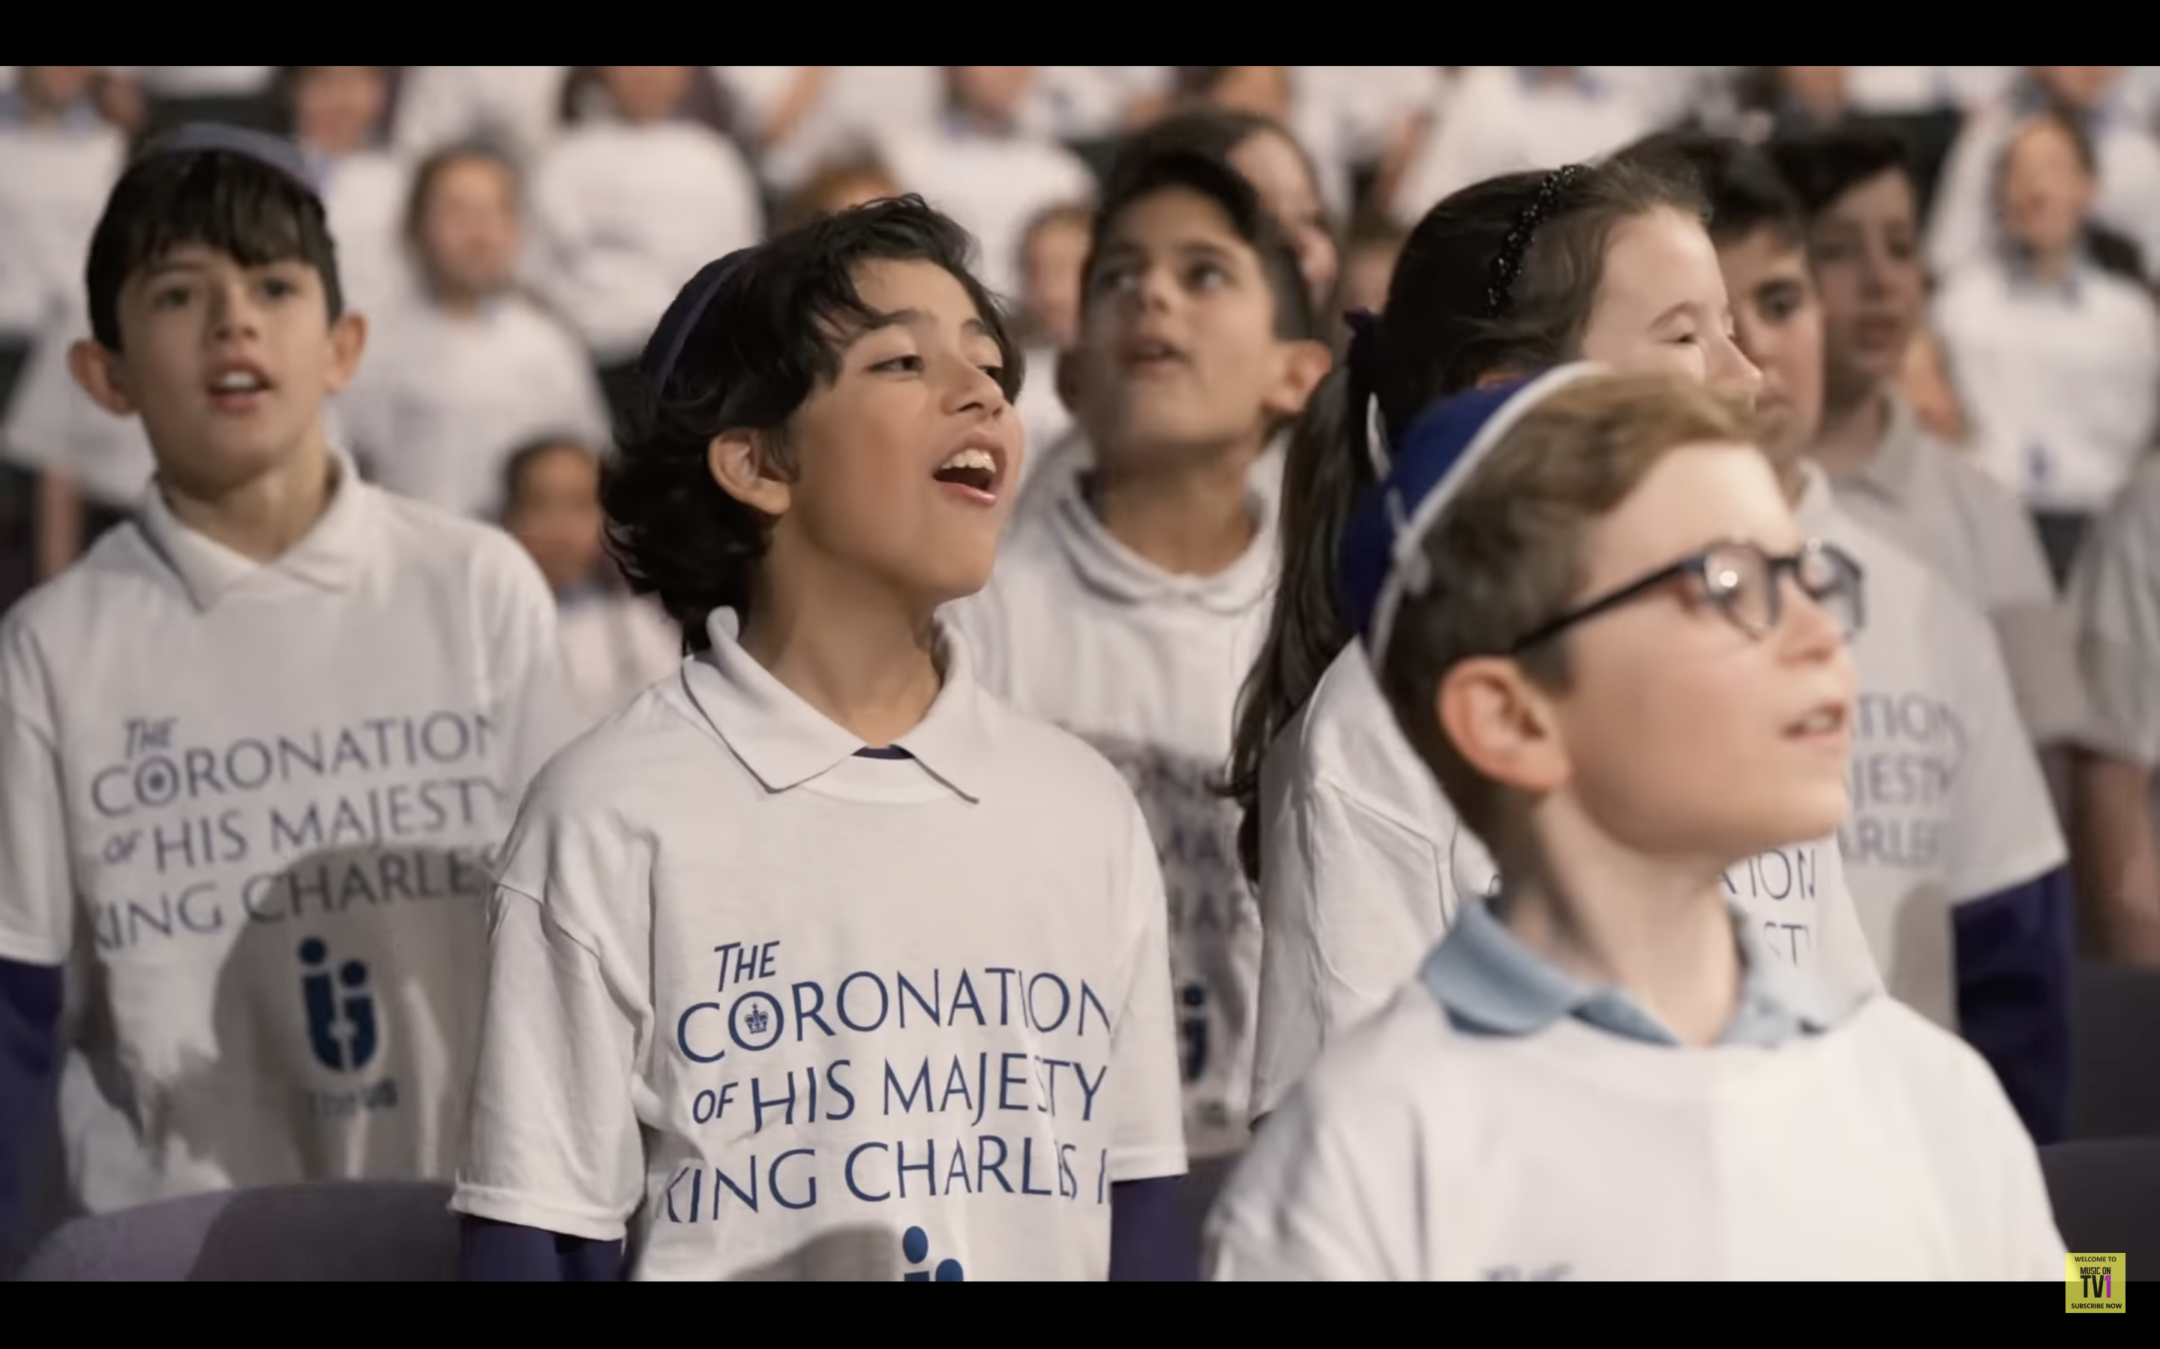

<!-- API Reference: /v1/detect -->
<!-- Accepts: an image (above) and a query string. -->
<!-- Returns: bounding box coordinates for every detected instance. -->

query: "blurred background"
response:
[3,65,2155,625]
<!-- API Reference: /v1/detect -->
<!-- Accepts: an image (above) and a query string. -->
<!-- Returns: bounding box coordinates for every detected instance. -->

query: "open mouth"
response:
[1124,337,1187,371]
[932,445,1003,502]
[1785,704,1847,740]
[207,363,273,406]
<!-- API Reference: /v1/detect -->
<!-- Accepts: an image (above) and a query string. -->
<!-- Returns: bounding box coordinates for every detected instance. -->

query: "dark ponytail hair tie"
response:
[1484,163,1589,321]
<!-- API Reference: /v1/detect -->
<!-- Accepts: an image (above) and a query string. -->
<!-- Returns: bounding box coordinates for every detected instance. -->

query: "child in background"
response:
[0,67,127,405]
[947,149,1330,1222]
[1928,67,2160,281]
[394,66,569,170]
[285,66,410,322]
[0,126,576,1258]
[1014,108,1338,526]
[336,143,610,519]
[1389,68,1656,229]
[1637,130,2072,1143]
[531,66,763,426]
[1932,109,2160,584]
[1234,161,1884,1123]
[773,155,903,234]
[499,438,678,728]
[1771,128,2089,759]
[454,198,1189,1281]
[1207,368,2065,1282]
[1012,202,1093,481]
[713,66,942,198]
[876,67,1096,301]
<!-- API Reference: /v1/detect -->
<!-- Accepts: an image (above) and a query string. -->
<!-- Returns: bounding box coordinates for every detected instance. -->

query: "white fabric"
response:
[946,471,1277,1158]
[1795,467,2066,1031]
[1248,641,1882,1119]
[1014,346,1074,481]
[1932,257,2160,515]
[108,68,274,98]
[2069,453,2160,834]
[0,465,580,1215]
[877,124,1097,302]
[1011,429,1288,538]
[714,66,943,193]
[336,294,610,519]
[311,149,414,325]
[1928,92,2160,281]
[530,121,764,365]
[0,119,125,336]
[1,295,156,509]
[1210,986,2066,1280]
[393,67,569,168]
[1827,393,2089,746]
[1390,67,1655,228]
[450,614,1187,1279]
[555,592,682,731]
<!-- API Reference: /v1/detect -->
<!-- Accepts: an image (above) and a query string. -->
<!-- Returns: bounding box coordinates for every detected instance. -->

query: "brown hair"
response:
[1376,370,1761,842]
[1226,157,1708,883]
[776,154,903,234]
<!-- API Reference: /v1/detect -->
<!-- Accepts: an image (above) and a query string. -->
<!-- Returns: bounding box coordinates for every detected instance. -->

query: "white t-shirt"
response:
[1390,66,1655,228]
[1828,392,2089,747]
[530,120,764,365]
[337,293,611,519]
[1011,429,1288,538]
[947,471,1277,1159]
[393,67,569,169]
[1932,256,2160,515]
[1211,961,2065,1280]
[1795,466,2066,1031]
[1,297,155,509]
[877,121,1097,303]
[2070,452,2160,829]
[713,66,943,194]
[310,148,416,325]
[556,589,682,731]
[0,114,126,338]
[108,67,274,98]
[0,461,579,1215]
[450,613,1187,1280]
[1248,640,1882,1119]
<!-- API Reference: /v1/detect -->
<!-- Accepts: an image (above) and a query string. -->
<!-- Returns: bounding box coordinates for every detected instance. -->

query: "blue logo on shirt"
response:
[300,937,378,1071]
[902,1226,965,1281]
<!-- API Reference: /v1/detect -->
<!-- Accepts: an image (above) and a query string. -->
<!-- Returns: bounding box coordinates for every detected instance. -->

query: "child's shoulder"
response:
[972,685,1151,808]
[0,522,165,654]
[371,489,547,587]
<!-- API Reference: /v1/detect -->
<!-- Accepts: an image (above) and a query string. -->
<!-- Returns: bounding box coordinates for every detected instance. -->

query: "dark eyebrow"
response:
[848,307,991,346]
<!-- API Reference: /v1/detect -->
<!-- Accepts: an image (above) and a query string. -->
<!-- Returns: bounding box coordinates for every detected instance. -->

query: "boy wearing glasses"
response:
[1207,367,2065,1281]
[1627,131,2074,1145]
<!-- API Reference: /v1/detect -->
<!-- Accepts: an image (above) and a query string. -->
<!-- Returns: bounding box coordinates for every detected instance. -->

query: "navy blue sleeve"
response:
[0,959,63,1272]
[1953,866,2073,1145]
[459,1215,626,1281]
[1109,1176,1198,1282]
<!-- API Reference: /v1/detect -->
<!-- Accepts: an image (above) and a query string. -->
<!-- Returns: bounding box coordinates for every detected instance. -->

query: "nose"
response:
[1777,572,1851,664]
[943,350,1011,417]
[1709,330,1763,401]
[208,279,264,342]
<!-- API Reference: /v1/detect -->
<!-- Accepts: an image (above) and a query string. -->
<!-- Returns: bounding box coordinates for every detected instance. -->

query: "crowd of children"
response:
[1,64,2156,1281]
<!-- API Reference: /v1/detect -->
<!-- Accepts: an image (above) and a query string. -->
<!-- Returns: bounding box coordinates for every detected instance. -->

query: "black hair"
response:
[85,148,344,352]
[1993,106,2149,285]
[500,436,597,516]
[1085,146,1319,343]
[1224,156,1706,883]
[1619,130,1808,250]
[1766,126,1911,222]
[602,195,1022,652]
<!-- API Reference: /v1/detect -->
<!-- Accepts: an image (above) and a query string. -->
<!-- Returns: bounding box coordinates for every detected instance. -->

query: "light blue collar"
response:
[1422,897,1863,1047]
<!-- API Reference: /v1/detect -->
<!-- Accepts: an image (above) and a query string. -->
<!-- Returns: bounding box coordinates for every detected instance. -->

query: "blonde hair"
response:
[1377,370,1764,839]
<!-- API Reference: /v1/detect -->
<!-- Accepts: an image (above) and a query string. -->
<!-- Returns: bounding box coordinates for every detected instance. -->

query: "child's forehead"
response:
[1095,187,1256,259]
[132,240,298,279]
[838,258,993,338]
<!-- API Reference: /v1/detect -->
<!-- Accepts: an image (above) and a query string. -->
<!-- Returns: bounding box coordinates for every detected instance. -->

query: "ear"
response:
[1261,338,1335,420]
[1435,656,1571,797]
[706,429,793,518]
[321,310,369,395]
[1055,344,1084,417]
[68,340,135,417]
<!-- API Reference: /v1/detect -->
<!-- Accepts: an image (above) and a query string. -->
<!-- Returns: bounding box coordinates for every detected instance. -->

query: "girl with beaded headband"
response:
[1231,158,1890,1122]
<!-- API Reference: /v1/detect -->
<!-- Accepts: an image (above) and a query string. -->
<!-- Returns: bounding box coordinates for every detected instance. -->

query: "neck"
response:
[432,284,489,319]
[737,561,943,747]
[161,436,337,563]
[1810,381,1888,480]
[2025,246,2076,284]
[1495,825,1741,1047]
[1089,438,1262,576]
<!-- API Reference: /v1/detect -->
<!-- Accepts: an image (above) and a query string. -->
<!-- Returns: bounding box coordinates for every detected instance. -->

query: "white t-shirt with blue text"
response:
[0,462,578,1213]
[1795,466,2065,1031]
[451,614,1188,1280]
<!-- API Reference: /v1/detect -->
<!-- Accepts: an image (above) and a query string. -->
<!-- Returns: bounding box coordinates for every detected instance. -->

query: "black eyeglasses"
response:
[1508,539,1864,655]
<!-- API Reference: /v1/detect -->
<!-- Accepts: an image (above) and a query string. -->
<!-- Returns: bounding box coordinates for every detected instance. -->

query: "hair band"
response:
[1483,163,1589,320]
